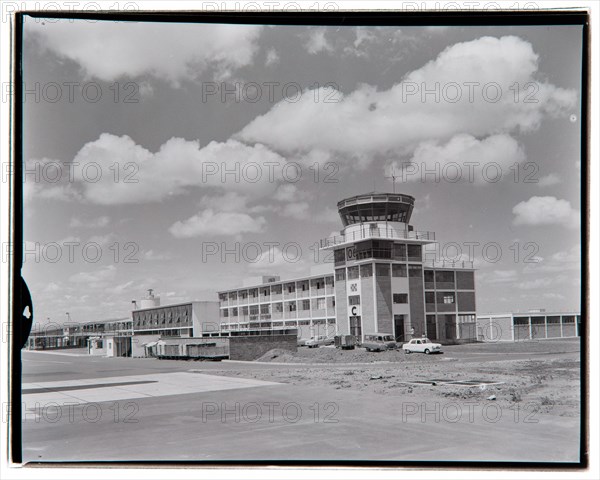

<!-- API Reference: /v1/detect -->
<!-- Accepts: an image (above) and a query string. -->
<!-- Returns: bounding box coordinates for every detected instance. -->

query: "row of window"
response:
[221,298,335,317]
[348,293,408,305]
[133,308,190,328]
[514,315,580,325]
[334,241,422,263]
[219,277,335,302]
[221,318,337,329]
[425,292,456,304]
[338,263,422,281]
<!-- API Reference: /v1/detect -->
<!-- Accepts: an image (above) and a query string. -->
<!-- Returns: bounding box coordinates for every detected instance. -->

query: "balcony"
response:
[320,226,435,249]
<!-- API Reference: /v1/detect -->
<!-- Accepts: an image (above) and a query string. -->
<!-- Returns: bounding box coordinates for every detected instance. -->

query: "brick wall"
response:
[229,334,297,361]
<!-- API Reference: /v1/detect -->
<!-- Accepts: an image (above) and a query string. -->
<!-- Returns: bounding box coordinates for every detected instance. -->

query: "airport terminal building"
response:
[218,193,477,344]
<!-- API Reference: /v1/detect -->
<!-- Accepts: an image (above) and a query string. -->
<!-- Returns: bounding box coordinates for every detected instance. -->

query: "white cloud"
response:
[273,184,301,202]
[305,28,334,55]
[523,244,580,273]
[68,265,117,285]
[248,246,306,273]
[88,233,117,246]
[69,216,110,228]
[169,210,266,238]
[265,48,280,66]
[239,36,576,165]
[281,201,310,220]
[395,133,525,183]
[481,270,518,284]
[513,196,580,229]
[198,192,249,212]
[38,134,288,205]
[536,173,561,187]
[26,20,262,86]
[143,250,174,261]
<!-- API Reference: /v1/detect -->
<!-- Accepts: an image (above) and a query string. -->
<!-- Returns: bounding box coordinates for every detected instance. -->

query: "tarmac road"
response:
[19,348,581,464]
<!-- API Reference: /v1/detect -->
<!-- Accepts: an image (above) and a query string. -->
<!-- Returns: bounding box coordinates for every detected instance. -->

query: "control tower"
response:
[321,193,476,344]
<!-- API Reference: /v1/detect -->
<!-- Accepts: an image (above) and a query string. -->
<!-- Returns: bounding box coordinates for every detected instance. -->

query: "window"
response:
[249,305,259,315]
[228,291,237,300]
[376,263,390,276]
[408,265,422,277]
[425,292,435,304]
[287,302,296,312]
[435,270,455,287]
[457,315,475,323]
[347,266,359,280]
[285,283,295,294]
[407,244,422,261]
[360,264,373,277]
[239,290,248,300]
[443,294,455,304]
[335,269,346,281]
[260,304,270,314]
[302,299,311,310]
[273,303,283,313]
[231,308,238,317]
[372,240,392,259]
[393,293,408,304]
[348,295,361,306]
[316,297,326,310]
[334,249,346,265]
[271,284,282,295]
[392,243,406,261]
[392,264,407,277]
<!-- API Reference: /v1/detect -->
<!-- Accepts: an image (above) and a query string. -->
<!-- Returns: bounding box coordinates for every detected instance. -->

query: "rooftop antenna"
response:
[385,168,399,194]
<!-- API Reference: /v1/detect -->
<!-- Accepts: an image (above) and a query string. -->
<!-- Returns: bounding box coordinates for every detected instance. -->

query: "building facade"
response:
[218,192,477,344]
[476,311,582,342]
[217,269,337,340]
[132,300,220,337]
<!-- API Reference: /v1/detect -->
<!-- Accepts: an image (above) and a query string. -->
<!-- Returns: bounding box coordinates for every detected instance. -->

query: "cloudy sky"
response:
[21,19,583,324]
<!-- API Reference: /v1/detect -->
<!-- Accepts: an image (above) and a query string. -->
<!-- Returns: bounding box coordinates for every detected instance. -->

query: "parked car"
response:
[402,338,442,354]
[334,334,356,350]
[305,335,335,348]
[362,333,397,352]
[297,338,308,347]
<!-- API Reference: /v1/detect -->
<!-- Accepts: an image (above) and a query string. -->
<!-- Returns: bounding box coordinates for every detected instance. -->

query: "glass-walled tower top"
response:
[337,192,415,227]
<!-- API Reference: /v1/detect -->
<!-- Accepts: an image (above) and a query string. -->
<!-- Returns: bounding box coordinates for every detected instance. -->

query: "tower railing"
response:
[319,226,435,248]
[422,260,475,269]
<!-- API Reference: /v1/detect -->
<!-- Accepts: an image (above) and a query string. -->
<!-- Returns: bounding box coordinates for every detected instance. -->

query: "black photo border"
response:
[10,8,590,471]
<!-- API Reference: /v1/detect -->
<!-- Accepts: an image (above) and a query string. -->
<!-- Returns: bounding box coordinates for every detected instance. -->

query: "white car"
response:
[402,338,442,354]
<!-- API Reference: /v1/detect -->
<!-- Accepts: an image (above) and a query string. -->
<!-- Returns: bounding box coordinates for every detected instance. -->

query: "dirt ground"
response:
[211,338,581,419]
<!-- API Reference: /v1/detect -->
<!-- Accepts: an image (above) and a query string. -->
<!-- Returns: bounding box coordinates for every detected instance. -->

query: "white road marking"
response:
[22,372,280,414]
